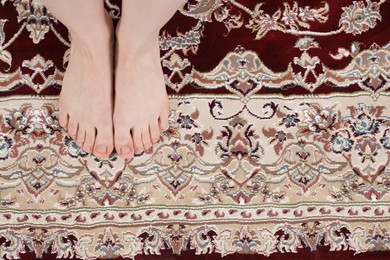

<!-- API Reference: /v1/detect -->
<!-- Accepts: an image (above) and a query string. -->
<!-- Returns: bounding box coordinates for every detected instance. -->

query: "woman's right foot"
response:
[58,18,114,159]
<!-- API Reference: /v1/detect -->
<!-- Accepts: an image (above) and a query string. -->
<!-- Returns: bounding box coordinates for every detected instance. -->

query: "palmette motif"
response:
[0,0,389,258]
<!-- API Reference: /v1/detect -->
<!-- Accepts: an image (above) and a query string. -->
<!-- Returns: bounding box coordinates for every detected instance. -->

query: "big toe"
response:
[93,126,114,159]
[114,127,134,159]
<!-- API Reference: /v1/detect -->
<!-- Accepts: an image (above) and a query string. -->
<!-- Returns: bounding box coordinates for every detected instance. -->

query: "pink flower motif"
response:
[280,2,305,31]
[282,8,298,26]
[260,13,281,31]
[246,8,285,40]
[304,108,337,133]
[298,6,316,21]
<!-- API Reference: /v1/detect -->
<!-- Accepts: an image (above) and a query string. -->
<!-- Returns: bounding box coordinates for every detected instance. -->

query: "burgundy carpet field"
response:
[0,0,390,259]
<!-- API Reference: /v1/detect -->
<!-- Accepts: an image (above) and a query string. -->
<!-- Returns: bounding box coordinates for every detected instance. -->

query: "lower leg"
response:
[117,0,186,42]
[114,0,185,159]
[42,0,110,41]
[42,0,115,159]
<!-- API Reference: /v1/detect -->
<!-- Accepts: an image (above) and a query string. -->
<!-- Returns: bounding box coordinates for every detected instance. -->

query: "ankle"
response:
[116,19,160,43]
[70,30,113,56]
[68,12,114,52]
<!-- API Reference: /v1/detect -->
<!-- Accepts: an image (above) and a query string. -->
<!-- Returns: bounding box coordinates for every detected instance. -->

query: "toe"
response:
[142,128,152,151]
[131,128,144,154]
[82,127,96,154]
[114,127,134,159]
[149,123,161,144]
[76,127,86,148]
[93,126,114,159]
[67,119,79,140]
[59,112,69,130]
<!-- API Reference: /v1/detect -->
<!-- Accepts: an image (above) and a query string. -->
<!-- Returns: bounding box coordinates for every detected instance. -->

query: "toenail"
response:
[120,146,132,155]
[135,147,143,153]
[144,144,152,149]
[95,146,108,154]
[84,147,92,153]
[152,138,159,143]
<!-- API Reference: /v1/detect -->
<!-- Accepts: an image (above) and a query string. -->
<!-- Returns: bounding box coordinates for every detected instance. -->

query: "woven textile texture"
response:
[0,0,390,258]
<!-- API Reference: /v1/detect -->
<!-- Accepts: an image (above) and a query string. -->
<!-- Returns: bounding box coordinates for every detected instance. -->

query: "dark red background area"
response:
[1,0,390,259]
[17,246,390,260]
[1,0,389,97]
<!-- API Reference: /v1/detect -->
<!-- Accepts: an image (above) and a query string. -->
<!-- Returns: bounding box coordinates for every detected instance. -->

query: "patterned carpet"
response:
[0,0,389,259]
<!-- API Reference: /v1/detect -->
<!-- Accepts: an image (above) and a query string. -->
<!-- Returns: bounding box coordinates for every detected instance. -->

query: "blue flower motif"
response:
[330,130,353,153]
[0,135,13,160]
[282,114,300,128]
[185,31,200,45]
[351,113,379,136]
[170,36,186,50]
[381,129,390,149]
[275,131,287,142]
[177,114,194,129]
[191,132,204,144]
[64,136,87,158]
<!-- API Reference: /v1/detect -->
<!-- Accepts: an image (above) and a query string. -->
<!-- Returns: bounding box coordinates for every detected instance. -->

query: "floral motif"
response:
[177,113,196,129]
[129,140,218,197]
[246,2,329,40]
[214,116,269,203]
[0,133,13,160]
[21,54,64,93]
[330,130,354,153]
[64,137,87,158]
[0,0,389,258]
[281,113,300,128]
[263,140,347,193]
[232,226,262,254]
[95,228,124,259]
[381,129,390,149]
[325,43,390,97]
[339,0,382,35]
[262,127,293,155]
[185,128,213,156]
[24,228,52,258]
[344,103,386,137]
[298,103,340,138]
[13,0,56,43]
[365,224,390,251]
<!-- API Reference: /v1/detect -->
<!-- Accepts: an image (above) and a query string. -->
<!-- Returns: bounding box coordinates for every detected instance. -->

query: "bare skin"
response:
[42,0,185,160]
[114,35,168,158]
[62,31,114,159]
[42,0,115,159]
[114,0,185,159]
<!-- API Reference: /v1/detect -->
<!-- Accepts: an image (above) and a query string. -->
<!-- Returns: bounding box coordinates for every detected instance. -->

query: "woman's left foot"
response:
[113,29,169,159]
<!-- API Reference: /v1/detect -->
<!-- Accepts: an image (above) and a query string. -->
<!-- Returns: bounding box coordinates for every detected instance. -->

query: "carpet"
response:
[0,0,389,259]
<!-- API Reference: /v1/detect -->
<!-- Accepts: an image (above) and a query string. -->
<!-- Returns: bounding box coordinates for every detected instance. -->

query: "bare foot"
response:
[58,16,114,159]
[113,27,169,159]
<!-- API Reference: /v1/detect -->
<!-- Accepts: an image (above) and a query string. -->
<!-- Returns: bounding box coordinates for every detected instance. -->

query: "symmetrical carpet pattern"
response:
[0,0,389,258]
